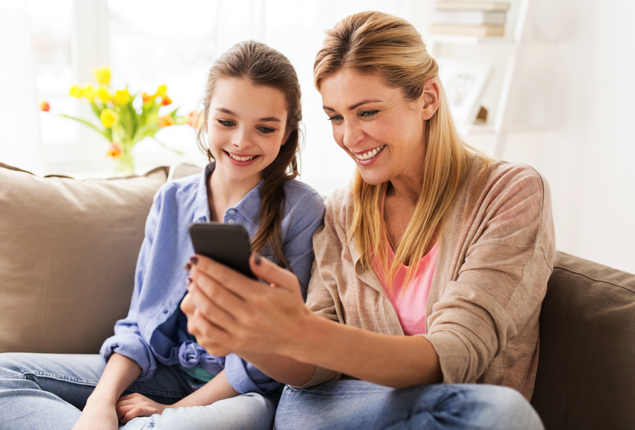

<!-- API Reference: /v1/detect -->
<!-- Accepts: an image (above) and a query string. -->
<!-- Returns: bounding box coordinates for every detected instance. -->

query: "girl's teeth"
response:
[356,146,385,160]
[228,153,256,162]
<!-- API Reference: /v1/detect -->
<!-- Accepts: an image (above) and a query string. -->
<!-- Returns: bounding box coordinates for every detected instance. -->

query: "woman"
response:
[182,11,555,430]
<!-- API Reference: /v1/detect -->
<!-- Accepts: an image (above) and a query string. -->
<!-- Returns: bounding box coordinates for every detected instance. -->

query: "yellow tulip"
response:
[97,87,111,103]
[82,85,96,102]
[92,66,111,86]
[114,88,131,105]
[69,85,83,98]
[100,109,118,128]
[155,84,167,97]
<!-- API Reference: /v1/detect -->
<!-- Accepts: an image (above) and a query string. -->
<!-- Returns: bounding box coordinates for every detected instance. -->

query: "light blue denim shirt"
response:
[100,163,325,395]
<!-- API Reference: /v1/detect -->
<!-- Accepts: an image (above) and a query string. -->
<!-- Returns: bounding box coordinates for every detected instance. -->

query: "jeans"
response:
[0,353,276,430]
[274,380,544,430]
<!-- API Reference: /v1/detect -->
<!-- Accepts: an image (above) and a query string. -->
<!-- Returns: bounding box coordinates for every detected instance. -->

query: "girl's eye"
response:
[327,115,343,122]
[360,110,379,119]
[218,119,235,127]
[257,126,275,134]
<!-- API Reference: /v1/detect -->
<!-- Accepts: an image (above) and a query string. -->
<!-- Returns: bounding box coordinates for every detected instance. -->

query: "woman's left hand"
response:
[180,254,312,358]
[115,393,168,424]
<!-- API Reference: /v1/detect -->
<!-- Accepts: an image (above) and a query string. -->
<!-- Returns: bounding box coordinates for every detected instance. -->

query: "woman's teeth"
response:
[355,145,385,160]
[228,152,257,162]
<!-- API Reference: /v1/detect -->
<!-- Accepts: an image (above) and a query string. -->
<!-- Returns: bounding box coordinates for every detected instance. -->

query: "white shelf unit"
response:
[425,0,535,159]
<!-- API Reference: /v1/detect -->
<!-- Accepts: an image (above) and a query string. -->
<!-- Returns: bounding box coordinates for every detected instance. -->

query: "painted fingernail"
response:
[186,277,192,285]
[190,256,199,265]
[254,253,262,265]
[184,262,192,272]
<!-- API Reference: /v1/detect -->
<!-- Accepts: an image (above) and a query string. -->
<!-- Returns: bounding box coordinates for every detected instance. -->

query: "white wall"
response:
[501,0,635,273]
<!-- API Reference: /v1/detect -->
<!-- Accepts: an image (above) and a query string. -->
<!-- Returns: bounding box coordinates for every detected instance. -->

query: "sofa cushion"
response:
[531,251,635,430]
[0,163,167,354]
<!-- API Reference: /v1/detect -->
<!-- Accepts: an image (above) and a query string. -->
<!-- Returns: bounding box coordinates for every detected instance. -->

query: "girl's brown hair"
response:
[196,40,302,272]
[314,11,490,292]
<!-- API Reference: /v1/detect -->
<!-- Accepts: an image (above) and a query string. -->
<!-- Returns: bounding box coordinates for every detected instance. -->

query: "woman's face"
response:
[320,68,428,186]
[207,77,289,185]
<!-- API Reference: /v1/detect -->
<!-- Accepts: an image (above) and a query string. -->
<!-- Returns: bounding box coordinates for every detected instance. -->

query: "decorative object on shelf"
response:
[437,58,493,124]
[40,66,197,175]
[432,2,510,37]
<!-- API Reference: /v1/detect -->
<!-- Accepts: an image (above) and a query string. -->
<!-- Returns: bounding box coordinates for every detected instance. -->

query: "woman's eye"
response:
[327,115,343,122]
[257,127,275,134]
[360,110,379,119]
[218,119,235,127]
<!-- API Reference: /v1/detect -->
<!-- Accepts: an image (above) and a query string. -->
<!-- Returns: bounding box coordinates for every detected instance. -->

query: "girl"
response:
[0,40,324,430]
[183,12,554,430]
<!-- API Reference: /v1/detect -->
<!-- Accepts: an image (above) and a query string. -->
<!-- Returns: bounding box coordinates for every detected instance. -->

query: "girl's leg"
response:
[120,392,278,430]
[0,352,194,430]
[274,380,544,430]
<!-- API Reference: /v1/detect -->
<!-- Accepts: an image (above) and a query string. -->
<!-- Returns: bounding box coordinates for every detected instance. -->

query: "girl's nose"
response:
[231,128,253,150]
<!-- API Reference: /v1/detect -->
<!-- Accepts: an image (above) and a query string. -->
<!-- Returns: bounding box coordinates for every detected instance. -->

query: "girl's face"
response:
[208,77,289,185]
[320,68,428,186]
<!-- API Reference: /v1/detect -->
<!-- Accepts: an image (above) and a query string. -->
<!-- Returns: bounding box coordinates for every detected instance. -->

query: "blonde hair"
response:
[314,11,489,292]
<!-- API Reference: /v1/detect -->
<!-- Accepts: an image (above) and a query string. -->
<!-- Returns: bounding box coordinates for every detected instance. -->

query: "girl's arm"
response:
[115,370,239,424]
[72,353,141,430]
[182,255,442,389]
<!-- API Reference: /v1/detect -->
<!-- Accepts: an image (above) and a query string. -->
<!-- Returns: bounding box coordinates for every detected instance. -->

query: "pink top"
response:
[372,190,439,335]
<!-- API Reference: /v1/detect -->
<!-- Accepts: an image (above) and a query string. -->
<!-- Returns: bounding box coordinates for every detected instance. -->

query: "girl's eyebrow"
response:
[323,99,383,112]
[215,107,280,122]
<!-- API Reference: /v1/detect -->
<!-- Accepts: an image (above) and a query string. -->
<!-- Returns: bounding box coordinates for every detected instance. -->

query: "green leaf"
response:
[152,137,185,155]
[59,114,110,141]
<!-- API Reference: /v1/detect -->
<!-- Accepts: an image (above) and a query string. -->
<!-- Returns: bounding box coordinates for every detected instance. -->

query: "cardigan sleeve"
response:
[422,165,556,385]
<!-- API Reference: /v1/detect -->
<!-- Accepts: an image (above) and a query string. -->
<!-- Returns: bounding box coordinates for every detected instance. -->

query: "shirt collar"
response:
[193,161,264,224]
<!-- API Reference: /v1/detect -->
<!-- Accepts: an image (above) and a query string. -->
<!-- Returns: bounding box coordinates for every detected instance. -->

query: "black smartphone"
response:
[188,222,257,280]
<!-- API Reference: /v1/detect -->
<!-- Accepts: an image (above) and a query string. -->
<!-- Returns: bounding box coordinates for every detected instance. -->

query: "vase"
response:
[114,142,135,176]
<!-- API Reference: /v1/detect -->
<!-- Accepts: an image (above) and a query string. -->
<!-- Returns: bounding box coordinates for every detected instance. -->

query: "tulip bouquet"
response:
[42,66,202,175]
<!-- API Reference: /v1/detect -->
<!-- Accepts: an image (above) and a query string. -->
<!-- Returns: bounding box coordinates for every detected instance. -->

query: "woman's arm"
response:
[115,370,239,424]
[182,255,441,389]
[72,353,141,430]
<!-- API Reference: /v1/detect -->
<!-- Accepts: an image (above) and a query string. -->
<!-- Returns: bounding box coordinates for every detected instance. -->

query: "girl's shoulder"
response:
[281,179,325,221]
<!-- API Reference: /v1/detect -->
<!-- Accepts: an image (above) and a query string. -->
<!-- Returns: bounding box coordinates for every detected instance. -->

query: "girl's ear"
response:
[281,129,291,146]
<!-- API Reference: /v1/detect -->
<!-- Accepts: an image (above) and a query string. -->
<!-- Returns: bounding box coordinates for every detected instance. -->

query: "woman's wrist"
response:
[283,311,330,364]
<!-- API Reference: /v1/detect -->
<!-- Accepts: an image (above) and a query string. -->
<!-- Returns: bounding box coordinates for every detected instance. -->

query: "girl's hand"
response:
[115,393,168,424]
[181,254,313,358]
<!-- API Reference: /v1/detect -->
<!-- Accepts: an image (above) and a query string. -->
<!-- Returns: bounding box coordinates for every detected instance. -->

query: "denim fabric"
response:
[274,380,545,430]
[0,352,276,430]
[100,162,325,394]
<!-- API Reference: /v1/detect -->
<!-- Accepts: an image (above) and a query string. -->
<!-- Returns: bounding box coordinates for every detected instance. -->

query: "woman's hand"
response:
[180,254,312,358]
[115,393,168,424]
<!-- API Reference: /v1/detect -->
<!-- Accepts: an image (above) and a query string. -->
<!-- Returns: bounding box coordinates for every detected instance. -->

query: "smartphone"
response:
[188,222,257,280]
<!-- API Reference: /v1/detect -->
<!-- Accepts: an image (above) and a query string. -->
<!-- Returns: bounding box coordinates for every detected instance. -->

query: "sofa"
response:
[1,162,634,429]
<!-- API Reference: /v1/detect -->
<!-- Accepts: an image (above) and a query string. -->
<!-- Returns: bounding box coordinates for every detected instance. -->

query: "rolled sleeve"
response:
[224,354,281,395]
[423,168,555,384]
[100,333,156,381]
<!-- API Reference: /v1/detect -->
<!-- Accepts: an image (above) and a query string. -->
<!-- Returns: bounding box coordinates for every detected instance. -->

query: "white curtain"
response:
[0,0,46,174]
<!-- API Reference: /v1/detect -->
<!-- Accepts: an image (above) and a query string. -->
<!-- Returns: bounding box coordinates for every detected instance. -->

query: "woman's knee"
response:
[465,385,544,430]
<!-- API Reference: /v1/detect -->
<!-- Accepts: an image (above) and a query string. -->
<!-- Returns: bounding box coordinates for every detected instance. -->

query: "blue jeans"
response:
[0,353,276,430]
[274,380,544,430]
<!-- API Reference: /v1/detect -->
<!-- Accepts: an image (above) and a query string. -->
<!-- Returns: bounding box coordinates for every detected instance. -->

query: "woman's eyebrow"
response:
[322,99,383,112]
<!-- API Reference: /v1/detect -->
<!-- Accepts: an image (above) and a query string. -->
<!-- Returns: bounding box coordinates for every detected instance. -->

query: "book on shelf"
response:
[430,24,505,37]
[432,10,506,26]
[435,2,510,12]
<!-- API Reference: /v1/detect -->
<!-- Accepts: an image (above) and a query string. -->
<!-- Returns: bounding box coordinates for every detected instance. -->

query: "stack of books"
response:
[431,2,510,37]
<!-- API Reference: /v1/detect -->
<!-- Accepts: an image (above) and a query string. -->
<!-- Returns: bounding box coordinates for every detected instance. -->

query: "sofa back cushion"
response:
[531,251,635,430]
[0,163,167,354]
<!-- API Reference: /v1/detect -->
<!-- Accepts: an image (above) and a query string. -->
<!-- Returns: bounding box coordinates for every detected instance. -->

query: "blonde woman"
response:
[182,11,554,430]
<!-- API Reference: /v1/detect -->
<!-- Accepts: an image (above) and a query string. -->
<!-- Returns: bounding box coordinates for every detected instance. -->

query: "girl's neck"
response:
[207,166,262,222]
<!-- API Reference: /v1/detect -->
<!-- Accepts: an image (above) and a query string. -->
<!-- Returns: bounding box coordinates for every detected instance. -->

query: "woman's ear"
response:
[421,79,440,121]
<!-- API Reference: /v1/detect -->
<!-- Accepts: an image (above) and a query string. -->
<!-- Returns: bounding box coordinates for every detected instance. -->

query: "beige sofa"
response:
[1,162,633,430]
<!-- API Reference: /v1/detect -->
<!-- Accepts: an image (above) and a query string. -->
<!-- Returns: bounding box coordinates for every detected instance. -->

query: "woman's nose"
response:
[342,122,364,149]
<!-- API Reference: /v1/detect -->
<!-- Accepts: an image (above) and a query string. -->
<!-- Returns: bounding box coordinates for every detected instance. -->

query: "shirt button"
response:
[227,219,235,224]
[228,209,236,215]
[162,309,169,315]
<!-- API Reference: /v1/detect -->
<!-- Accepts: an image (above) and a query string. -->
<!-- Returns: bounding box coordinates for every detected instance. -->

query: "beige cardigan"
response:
[300,156,556,400]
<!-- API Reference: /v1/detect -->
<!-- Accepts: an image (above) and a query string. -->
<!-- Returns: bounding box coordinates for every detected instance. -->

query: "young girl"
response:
[0,41,324,430]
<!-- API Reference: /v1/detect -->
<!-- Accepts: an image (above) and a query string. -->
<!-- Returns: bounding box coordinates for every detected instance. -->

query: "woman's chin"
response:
[357,168,390,186]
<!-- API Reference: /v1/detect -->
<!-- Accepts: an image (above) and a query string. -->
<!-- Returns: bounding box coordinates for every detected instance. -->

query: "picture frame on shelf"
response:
[437,58,493,124]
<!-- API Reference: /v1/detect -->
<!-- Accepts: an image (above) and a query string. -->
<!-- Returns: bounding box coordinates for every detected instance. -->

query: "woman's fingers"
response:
[189,265,248,317]
[249,253,301,294]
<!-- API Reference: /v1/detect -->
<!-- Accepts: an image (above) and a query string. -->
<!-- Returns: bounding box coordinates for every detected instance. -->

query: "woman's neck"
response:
[207,167,261,222]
